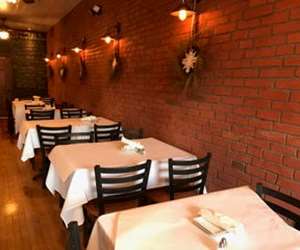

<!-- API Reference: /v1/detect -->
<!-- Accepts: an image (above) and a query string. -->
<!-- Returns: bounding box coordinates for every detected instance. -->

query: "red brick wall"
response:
[48,0,300,197]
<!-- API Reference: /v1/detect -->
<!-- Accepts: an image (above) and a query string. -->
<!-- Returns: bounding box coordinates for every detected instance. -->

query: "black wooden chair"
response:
[123,128,144,139]
[94,122,121,142]
[61,108,85,119]
[35,125,72,187]
[26,109,55,121]
[256,183,300,230]
[70,132,94,144]
[25,104,45,110]
[168,153,211,200]
[56,102,74,109]
[42,97,55,107]
[83,160,151,240]
[67,221,81,250]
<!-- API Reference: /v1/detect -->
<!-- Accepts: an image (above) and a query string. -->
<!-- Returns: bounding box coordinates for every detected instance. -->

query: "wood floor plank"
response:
[0,120,66,249]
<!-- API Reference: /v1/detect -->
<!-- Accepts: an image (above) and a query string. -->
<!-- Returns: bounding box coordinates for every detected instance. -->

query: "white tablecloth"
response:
[45,138,195,226]
[87,186,300,250]
[12,100,57,134]
[17,117,115,162]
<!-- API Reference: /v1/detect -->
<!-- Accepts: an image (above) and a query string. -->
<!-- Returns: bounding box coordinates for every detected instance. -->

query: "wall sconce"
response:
[170,0,198,21]
[72,37,87,80]
[56,48,67,79]
[101,22,122,79]
[101,22,121,45]
[0,17,10,40]
[44,53,54,78]
[56,47,67,60]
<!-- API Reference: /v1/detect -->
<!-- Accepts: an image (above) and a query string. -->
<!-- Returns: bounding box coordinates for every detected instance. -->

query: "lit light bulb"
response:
[0,30,9,40]
[72,47,82,53]
[0,1,8,10]
[44,57,50,63]
[56,53,61,59]
[7,0,18,4]
[178,9,188,21]
[103,36,113,44]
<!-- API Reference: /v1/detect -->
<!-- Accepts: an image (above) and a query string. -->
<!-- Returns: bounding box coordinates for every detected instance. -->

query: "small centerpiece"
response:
[121,136,145,154]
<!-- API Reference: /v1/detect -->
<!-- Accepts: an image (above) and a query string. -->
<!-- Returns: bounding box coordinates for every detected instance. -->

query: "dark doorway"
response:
[0,57,12,118]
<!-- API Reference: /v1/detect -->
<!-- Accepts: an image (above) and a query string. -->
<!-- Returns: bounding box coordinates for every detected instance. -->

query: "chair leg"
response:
[32,159,49,189]
[30,157,36,170]
[83,218,93,247]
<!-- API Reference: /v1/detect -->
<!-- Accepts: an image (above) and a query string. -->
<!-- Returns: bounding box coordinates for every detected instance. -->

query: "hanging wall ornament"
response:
[110,26,122,81]
[173,0,205,95]
[59,65,67,79]
[79,56,87,80]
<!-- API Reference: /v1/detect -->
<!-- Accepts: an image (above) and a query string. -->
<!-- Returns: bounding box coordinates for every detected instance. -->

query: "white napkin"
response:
[193,209,246,249]
[81,115,97,122]
[121,136,145,154]
[33,95,41,100]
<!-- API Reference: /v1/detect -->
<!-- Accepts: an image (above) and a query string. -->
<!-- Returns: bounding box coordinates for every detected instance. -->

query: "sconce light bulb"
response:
[44,58,50,62]
[72,47,82,53]
[0,30,9,40]
[56,53,62,59]
[178,9,188,21]
[104,36,112,44]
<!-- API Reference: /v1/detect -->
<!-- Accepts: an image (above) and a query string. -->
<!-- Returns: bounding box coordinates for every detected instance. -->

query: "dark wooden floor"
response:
[0,120,66,250]
[0,119,171,249]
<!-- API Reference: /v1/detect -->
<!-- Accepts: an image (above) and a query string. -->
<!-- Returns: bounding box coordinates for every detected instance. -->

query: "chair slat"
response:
[173,166,204,175]
[100,173,145,184]
[173,183,203,193]
[94,122,121,142]
[173,175,203,186]
[102,183,144,194]
[168,153,211,200]
[256,183,300,230]
[96,163,147,174]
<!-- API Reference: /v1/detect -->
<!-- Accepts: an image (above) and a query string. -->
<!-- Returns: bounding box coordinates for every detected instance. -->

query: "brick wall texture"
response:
[0,30,47,115]
[48,0,300,197]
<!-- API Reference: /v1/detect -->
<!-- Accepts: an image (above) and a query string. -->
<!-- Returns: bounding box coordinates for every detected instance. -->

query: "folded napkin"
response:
[121,136,145,154]
[80,115,97,122]
[193,208,245,249]
[33,95,41,101]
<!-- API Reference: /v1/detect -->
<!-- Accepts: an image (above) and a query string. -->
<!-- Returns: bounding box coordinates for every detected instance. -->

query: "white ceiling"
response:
[0,0,83,32]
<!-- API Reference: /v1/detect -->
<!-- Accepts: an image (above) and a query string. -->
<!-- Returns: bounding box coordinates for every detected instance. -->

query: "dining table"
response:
[87,186,300,250]
[17,117,115,162]
[12,99,43,134]
[45,137,195,226]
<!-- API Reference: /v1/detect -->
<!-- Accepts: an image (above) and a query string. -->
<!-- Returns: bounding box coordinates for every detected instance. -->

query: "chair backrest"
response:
[70,132,94,144]
[26,110,55,121]
[256,183,300,230]
[94,122,121,142]
[123,128,144,139]
[60,108,85,119]
[36,125,72,160]
[168,153,211,200]
[67,221,81,250]
[42,97,55,107]
[25,104,45,110]
[56,102,74,109]
[94,160,151,215]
